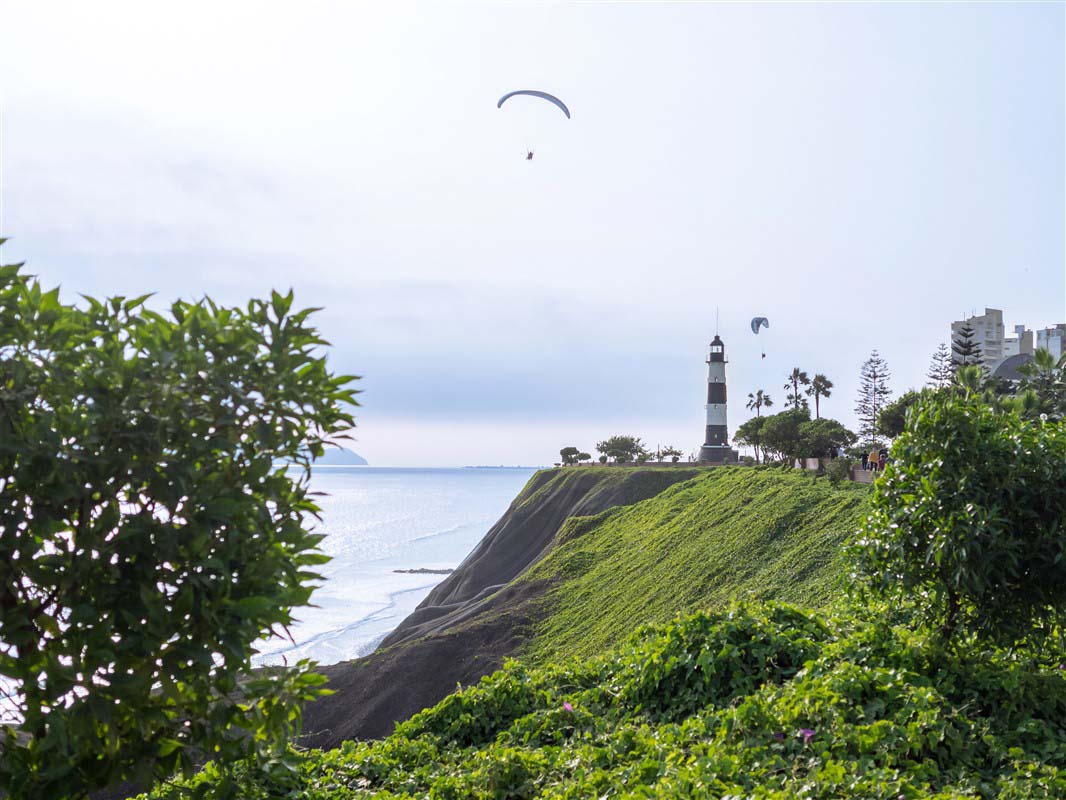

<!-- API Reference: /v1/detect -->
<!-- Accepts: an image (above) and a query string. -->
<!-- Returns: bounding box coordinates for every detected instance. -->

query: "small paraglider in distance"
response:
[498,90,569,161]
[751,317,769,359]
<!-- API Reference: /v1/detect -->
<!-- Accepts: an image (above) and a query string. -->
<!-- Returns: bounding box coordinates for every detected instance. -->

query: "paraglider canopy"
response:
[750,317,769,335]
[497,90,571,119]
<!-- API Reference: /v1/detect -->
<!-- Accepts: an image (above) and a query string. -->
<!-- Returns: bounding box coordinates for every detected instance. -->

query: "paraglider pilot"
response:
[526,150,534,161]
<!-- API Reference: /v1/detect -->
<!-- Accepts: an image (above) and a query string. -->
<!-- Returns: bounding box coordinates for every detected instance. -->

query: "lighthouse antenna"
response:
[715,306,719,336]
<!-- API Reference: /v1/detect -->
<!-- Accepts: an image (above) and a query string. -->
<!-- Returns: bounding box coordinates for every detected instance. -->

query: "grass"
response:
[521,466,871,664]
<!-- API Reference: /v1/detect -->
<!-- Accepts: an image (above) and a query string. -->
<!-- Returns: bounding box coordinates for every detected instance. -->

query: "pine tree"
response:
[951,323,983,370]
[926,343,954,388]
[855,350,892,445]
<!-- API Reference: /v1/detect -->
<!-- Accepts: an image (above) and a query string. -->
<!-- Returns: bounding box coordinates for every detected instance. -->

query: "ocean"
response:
[253,466,537,666]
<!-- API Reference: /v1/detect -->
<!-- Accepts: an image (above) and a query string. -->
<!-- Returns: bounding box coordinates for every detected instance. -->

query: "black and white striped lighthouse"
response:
[699,335,737,463]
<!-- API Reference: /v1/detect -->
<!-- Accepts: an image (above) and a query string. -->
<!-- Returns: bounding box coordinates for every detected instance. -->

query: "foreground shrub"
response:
[825,457,852,485]
[855,390,1066,646]
[0,256,358,799]
[144,603,1066,799]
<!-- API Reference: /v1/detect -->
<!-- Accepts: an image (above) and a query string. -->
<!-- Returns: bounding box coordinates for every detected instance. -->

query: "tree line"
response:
[559,437,685,465]
[736,327,1066,468]
[736,364,853,464]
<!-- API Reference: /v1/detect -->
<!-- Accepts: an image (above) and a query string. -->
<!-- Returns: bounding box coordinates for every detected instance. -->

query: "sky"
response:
[0,1,1063,466]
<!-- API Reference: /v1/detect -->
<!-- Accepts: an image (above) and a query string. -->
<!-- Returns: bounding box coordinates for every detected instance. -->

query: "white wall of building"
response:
[951,308,1056,372]
[951,308,1005,368]
[1037,325,1066,359]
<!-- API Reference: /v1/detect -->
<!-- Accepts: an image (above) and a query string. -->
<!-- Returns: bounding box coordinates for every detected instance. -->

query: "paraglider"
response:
[497,90,571,118]
[751,316,769,358]
[498,90,569,161]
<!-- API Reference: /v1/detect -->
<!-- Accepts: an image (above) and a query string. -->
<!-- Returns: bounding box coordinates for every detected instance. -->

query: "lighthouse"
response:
[699,335,737,463]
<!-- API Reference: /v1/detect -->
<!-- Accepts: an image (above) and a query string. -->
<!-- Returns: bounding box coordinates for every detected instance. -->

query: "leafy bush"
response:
[876,389,922,439]
[143,603,1066,799]
[753,409,856,461]
[733,415,766,461]
[758,407,810,460]
[800,417,857,457]
[855,390,1066,645]
[1016,348,1066,420]
[0,261,357,798]
[826,457,852,485]
[595,435,646,463]
[609,605,826,721]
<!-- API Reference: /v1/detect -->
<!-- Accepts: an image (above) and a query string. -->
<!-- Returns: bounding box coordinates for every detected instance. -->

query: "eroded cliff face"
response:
[301,467,701,748]
[381,468,704,647]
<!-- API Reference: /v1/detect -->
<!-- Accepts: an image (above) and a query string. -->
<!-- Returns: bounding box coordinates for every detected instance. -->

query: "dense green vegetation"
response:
[0,259,357,798]
[140,389,1066,799]
[149,602,1066,799]
[735,409,856,462]
[6,250,1061,800]
[858,387,1066,645]
[521,468,869,664]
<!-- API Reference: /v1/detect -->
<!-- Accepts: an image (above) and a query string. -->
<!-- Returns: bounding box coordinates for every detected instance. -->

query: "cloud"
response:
[1,2,1062,463]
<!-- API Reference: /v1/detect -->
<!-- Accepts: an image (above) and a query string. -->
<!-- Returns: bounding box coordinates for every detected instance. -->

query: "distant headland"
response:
[463,465,541,470]
[317,447,369,466]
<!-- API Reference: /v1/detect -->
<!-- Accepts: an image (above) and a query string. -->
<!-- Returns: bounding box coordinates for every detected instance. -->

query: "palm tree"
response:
[745,390,773,464]
[746,390,773,417]
[784,368,810,409]
[806,374,834,419]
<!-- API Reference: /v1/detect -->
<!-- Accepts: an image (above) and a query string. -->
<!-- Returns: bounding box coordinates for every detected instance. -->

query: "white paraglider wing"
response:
[497,90,571,119]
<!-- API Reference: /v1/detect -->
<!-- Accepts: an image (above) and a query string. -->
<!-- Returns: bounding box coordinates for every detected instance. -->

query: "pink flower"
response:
[799,728,816,744]
[563,702,574,712]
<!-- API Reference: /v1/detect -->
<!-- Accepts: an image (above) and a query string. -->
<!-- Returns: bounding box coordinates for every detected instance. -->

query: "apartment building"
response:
[951,309,1064,372]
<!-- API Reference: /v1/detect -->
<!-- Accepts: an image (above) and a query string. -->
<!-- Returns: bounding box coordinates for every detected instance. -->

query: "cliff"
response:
[302,467,702,746]
[300,467,870,749]
[380,467,703,647]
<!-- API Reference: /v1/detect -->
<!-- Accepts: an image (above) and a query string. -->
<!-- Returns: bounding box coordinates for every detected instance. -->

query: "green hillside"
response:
[142,455,1066,799]
[155,603,1066,799]
[298,466,872,750]
[520,466,870,664]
